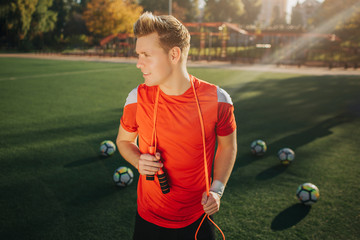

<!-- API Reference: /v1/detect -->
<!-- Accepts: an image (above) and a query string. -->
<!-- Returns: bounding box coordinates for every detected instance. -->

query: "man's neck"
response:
[159,65,191,96]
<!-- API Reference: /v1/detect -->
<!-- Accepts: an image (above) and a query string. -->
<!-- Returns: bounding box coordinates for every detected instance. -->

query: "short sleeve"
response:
[120,87,138,132]
[216,87,236,136]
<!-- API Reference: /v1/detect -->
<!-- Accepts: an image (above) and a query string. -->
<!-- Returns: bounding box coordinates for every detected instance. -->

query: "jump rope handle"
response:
[157,168,170,194]
[146,175,155,180]
[146,146,170,194]
[146,146,156,180]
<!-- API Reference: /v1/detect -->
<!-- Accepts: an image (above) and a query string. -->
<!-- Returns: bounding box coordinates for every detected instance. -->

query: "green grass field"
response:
[0,57,359,240]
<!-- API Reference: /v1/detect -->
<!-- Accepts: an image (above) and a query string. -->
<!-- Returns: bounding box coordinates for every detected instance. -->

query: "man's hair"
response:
[134,12,191,60]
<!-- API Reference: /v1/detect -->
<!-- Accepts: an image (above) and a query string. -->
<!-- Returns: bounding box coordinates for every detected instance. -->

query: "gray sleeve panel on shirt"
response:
[217,86,233,105]
[124,86,138,107]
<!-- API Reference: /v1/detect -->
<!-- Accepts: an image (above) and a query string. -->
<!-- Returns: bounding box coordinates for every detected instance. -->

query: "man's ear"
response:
[169,47,181,63]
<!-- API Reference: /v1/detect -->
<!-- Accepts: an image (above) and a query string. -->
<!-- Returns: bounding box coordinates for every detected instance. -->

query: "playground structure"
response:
[99,33,136,58]
[96,22,358,69]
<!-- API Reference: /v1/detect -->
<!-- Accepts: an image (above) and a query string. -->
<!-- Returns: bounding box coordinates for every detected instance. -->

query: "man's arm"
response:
[213,130,237,186]
[116,124,163,175]
[116,125,141,169]
[202,130,237,215]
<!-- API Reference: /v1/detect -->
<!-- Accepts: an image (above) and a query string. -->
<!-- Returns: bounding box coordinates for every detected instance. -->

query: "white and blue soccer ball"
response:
[250,139,267,156]
[277,148,295,165]
[296,183,320,205]
[113,166,134,187]
[100,140,116,156]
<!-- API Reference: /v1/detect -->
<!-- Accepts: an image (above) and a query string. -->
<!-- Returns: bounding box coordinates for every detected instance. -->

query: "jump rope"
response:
[146,79,225,240]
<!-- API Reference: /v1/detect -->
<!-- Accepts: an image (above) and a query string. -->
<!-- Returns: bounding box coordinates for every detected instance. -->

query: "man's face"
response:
[135,32,172,87]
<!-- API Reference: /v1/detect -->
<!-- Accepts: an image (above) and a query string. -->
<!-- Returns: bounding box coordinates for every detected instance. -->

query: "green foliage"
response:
[30,0,57,36]
[50,0,73,36]
[139,0,198,22]
[64,34,91,48]
[291,7,303,26]
[204,0,245,22]
[0,0,57,49]
[335,6,360,46]
[139,0,169,13]
[186,0,200,22]
[238,0,262,25]
[9,0,38,39]
[270,5,286,26]
[63,12,88,37]
[315,0,359,23]
[315,0,360,46]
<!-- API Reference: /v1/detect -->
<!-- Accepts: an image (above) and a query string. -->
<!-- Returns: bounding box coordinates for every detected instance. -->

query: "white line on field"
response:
[0,68,120,81]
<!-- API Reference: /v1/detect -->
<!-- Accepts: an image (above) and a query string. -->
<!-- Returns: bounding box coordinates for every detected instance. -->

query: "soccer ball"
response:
[277,148,295,165]
[100,140,116,156]
[113,166,134,187]
[296,183,320,205]
[250,139,267,156]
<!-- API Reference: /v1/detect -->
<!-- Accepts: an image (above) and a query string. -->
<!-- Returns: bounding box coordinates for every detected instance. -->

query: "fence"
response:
[60,24,359,69]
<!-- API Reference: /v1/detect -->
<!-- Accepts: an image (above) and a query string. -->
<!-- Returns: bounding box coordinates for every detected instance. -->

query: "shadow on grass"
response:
[267,112,357,153]
[229,75,360,172]
[271,203,311,231]
[68,183,120,207]
[236,152,268,168]
[252,112,356,180]
[64,155,109,168]
[256,164,288,180]
[234,112,357,169]
[0,108,122,148]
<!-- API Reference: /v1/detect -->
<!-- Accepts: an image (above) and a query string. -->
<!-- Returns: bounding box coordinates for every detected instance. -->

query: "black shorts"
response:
[133,212,215,240]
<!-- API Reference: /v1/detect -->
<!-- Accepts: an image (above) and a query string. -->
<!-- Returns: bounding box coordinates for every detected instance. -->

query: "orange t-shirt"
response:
[120,75,236,228]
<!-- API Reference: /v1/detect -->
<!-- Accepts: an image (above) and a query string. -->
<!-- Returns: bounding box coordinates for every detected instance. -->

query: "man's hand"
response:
[138,152,163,176]
[201,191,221,215]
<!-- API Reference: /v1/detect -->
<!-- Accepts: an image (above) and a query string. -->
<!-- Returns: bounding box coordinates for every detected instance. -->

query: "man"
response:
[116,12,237,240]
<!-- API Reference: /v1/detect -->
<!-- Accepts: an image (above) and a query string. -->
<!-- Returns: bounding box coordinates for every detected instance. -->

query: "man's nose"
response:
[136,58,143,69]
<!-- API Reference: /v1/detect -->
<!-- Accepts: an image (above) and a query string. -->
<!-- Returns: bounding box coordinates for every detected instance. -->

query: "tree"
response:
[50,0,76,37]
[138,0,198,22]
[30,0,57,38]
[0,0,57,49]
[139,0,168,14]
[238,0,261,25]
[203,0,244,23]
[291,6,303,26]
[187,0,200,22]
[315,0,360,45]
[5,0,38,40]
[333,3,360,46]
[63,11,88,37]
[316,0,356,22]
[83,0,143,37]
[270,5,286,26]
